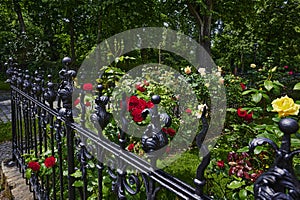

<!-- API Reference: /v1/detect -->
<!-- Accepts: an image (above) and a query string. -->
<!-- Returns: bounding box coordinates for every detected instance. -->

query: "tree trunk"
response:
[13,0,26,33]
[187,0,213,55]
[201,0,212,55]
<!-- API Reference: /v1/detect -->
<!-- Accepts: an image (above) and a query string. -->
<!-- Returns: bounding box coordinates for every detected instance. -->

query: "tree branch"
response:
[13,0,26,33]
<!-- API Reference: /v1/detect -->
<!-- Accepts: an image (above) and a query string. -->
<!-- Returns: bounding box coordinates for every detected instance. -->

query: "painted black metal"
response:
[141,95,170,153]
[249,118,300,200]
[7,57,213,200]
[194,106,211,197]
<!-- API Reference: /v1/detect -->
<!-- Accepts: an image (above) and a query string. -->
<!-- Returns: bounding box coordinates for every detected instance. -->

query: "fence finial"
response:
[141,95,169,154]
[250,118,300,199]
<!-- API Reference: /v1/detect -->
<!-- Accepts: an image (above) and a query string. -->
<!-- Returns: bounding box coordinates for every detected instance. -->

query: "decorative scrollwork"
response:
[32,70,43,99]
[249,118,300,199]
[108,163,141,199]
[44,75,57,106]
[90,84,111,131]
[23,70,32,93]
[141,173,161,200]
[17,69,23,89]
[249,138,279,153]
[57,57,76,118]
[141,95,170,153]
[194,105,210,197]
[5,58,18,86]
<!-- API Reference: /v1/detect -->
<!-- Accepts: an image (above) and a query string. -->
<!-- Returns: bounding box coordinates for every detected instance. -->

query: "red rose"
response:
[127,143,134,151]
[240,83,246,90]
[73,98,80,106]
[284,65,288,69]
[244,112,253,122]
[83,83,93,91]
[162,127,176,137]
[28,161,41,171]
[135,83,146,92]
[237,108,247,118]
[131,108,144,122]
[288,70,294,75]
[128,96,139,111]
[185,108,192,114]
[146,101,154,108]
[85,101,91,107]
[137,98,147,110]
[44,156,56,168]
[167,128,176,137]
[217,160,225,168]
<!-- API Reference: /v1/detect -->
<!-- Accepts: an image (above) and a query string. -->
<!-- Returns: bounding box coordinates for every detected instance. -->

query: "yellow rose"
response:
[271,95,300,117]
[184,66,192,74]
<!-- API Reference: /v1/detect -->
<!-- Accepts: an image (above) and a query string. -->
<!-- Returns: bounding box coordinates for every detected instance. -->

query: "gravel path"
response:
[0,141,12,163]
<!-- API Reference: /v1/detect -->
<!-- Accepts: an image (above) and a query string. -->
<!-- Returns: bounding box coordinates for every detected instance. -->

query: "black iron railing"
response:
[6,57,212,200]
[5,57,300,200]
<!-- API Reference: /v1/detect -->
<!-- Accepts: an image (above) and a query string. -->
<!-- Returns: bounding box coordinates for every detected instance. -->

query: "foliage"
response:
[213,0,300,73]
[204,65,300,199]
[2,0,300,199]
[0,81,10,90]
[0,122,12,143]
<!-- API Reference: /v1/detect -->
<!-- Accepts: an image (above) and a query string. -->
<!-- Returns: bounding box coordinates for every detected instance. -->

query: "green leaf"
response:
[264,80,273,91]
[242,89,255,95]
[71,170,82,178]
[272,117,281,123]
[26,169,32,179]
[266,105,273,112]
[291,138,300,147]
[273,80,284,87]
[245,185,254,193]
[237,146,249,153]
[239,189,248,199]
[73,180,84,187]
[293,83,300,90]
[88,161,95,168]
[227,180,245,189]
[227,108,237,112]
[252,93,262,103]
[262,93,270,101]
[254,146,265,154]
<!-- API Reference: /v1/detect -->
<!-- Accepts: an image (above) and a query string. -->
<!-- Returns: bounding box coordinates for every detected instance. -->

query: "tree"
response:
[212,0,300,71]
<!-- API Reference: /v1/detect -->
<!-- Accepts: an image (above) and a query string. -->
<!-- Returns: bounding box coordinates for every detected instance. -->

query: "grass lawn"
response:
[0,122,12,143]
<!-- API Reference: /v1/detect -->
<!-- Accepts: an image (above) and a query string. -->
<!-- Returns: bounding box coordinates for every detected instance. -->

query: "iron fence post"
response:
[58,57,76,199]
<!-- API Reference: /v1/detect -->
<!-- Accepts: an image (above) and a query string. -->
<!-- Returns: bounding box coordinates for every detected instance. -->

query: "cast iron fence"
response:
[5,57,300,199]
[5,57,212,200]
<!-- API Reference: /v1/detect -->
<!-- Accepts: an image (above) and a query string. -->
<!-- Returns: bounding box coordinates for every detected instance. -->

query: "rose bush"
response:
[22,55,300,199]
[203,63,300,199]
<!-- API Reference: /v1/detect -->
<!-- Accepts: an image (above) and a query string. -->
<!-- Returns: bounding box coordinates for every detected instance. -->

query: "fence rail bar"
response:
[12,84,209,200]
